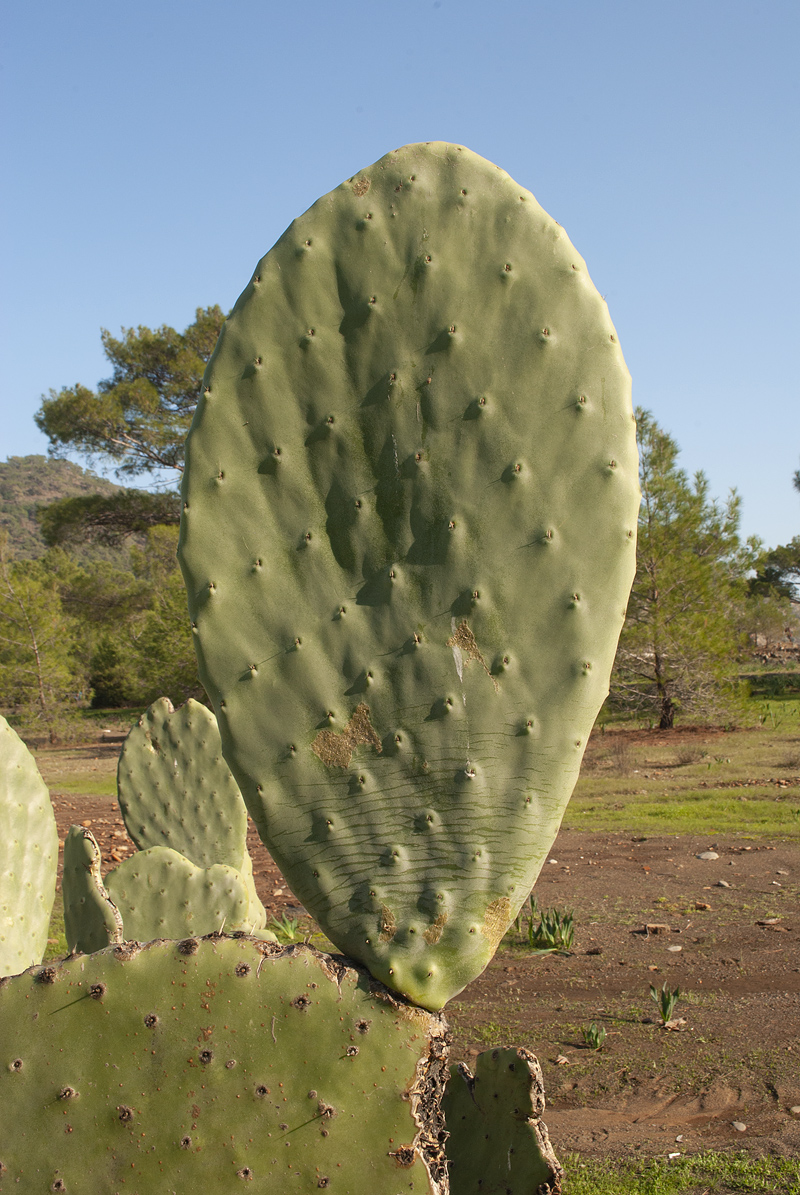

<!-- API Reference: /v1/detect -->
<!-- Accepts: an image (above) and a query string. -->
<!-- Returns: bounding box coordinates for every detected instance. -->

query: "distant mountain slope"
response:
[0,455,120,558]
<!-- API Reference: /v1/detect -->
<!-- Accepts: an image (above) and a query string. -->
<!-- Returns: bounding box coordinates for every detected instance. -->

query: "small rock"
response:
[585,946,603,956]
[546,859,558,865]
[694,902,712,911]
[732,1121,747,1132]
[645,923,671,935]
[772,881,783,887]
[757,918,781,926]
[789,1106,800,1116]
[697,851,719,860]
[81,820,92,828]
[667,945,682,952]
[648,964,659,971]
[716,880,731,888]
[555,1054,570,1066]
[777,869,790,876]
[675,1135,684,1142]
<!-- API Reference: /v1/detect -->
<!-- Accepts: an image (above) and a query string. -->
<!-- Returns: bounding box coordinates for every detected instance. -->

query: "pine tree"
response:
[612,410,753,728]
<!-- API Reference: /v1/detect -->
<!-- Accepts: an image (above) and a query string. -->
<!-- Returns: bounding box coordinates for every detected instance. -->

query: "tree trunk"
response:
[659,695,675,729]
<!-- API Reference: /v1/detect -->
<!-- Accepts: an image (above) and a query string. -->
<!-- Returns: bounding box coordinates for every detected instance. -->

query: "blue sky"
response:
[2,0,798,547]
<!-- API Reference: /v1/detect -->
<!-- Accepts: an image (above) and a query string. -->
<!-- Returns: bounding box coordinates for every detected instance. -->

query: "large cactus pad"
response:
[0,717,58,977]
[179,142,639,1008]
[0,937,449,1191]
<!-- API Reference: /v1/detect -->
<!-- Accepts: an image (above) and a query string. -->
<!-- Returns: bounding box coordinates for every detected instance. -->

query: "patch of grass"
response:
[561,1150,800,1194]
[43,775,118,797]
[565,790,800,837]
[43,890,67,962]
[470,1020,517,1047]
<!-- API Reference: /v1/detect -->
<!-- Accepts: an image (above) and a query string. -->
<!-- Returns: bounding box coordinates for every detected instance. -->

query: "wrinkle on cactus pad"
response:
[179,142,639,1009]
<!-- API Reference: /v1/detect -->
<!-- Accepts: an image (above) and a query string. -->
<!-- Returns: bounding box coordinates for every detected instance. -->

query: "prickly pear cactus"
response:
[179,141,639,1009]
[443,1047,562,1194]
[118,697,266,928]
[0,937,449,1192]
[63,823,266,948]
[0,716,58,976]
[62,826,123,954]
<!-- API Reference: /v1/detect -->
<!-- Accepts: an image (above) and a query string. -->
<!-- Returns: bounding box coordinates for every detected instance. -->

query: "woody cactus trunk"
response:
[178,141,639,1011]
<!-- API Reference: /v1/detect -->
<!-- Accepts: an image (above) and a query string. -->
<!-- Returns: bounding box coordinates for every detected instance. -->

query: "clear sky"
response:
[2,1,798,548]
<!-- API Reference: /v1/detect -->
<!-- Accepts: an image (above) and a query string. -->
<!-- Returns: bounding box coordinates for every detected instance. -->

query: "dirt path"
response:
[46,764,800,1163]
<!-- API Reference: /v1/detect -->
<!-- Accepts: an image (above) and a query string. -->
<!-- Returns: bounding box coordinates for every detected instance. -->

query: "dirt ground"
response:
[44,737,800,1165]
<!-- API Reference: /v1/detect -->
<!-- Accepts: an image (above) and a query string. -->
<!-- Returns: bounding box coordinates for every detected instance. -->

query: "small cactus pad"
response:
[0,937,449,1192]
[104,844,259,940]
[62,826,123,954]
[179,142,639,1008]
[0,716,58,976]
[118,697,266,928]
[443,1047,562,1194]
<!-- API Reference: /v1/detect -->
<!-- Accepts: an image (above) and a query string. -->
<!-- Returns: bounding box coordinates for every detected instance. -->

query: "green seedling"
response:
[581,1022,606,1050]
[650,981,681,1024]
[266,911,306,944]
[526,904,575,954]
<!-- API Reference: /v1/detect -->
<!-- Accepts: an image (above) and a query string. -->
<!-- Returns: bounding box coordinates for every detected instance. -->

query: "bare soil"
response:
[44,736,800,1165]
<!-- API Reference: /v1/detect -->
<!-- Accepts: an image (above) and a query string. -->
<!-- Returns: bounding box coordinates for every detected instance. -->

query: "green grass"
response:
[42,890,68,961]
[43,774,118,797]
[562,1151,800,1194]
[565,790,800,836]
[564,715,800,836]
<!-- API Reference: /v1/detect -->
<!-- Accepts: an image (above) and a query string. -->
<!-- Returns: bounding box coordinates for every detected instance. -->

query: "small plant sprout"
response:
[525,902,575,954]
[650,981,681,1024]
[267,912,304,944]
[581,1022,606,1051]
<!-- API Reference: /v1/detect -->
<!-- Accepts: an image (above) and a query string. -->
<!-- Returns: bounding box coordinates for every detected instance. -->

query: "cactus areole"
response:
[179,142,639,1010]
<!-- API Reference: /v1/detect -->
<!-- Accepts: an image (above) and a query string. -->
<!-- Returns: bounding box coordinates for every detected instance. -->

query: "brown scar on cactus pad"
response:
[446,621,498,692]
[379,905,397,942]
[311,702,382,768]
[480,897,512,951]
[423,912,448,945]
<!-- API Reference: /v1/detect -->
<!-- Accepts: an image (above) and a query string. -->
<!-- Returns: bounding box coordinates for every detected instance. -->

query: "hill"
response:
[0,455,121,559]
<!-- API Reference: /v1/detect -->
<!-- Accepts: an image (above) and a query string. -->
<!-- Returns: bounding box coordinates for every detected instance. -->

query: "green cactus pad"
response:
[118,697,266,928]
[0,937,449,1192]
[443,1047,562,1193]
[179,142,639,1009]
[0,716,58,977]
[62,826,123,954]
[103,844,259,940]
